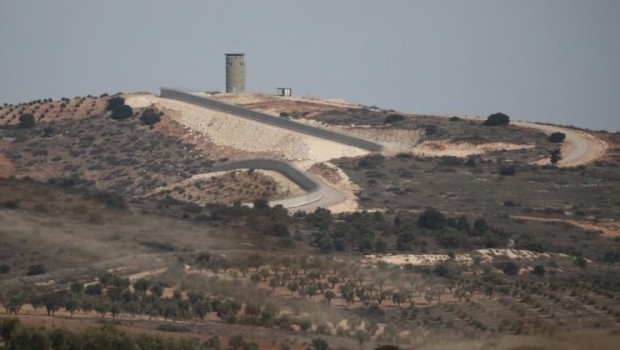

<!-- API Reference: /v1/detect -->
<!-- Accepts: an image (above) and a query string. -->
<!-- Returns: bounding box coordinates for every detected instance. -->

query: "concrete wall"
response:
[160,88,383,152]
[225,54,245,93]
[210,159,322,209]
[269,190,322,209]
[210,159,318,191]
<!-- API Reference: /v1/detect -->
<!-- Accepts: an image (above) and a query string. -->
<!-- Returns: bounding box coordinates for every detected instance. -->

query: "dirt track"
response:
[512,121,607,167]
[511,215,620,238]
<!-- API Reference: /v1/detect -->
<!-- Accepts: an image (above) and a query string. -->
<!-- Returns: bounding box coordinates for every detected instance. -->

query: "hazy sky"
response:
[1,1,619,130]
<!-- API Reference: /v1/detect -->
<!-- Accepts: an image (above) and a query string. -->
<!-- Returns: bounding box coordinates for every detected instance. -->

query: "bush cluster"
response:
[106,96,133,120]
[0,318,221,350]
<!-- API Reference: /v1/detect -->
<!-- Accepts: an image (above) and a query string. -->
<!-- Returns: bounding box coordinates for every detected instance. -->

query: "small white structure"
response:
[277,88,292,97]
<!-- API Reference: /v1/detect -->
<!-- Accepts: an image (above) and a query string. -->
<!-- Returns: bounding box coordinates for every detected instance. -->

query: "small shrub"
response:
[425,124,438,135]
[384,114,405,124]
[602,250,619,263]
[92,191,126,209]
[18,113,35,128]
[548,132,566,143]
[433,263,450,277]
[483,112,510,126]
[550,149,562,164]
[0,264,10,274]
[499,165,516,176]
[88,212,105,225]
[357,154,385,168]
[439,156,462,167]
[27,263,46,275]
[465,157,477,167]
[43,126,54,137]
[140,108,161,125]
[298,318,312,332]
[106,96,125,111]
[449,116,461,122]
[3,200,19,209]
[111,104,133,120]
[498,261,519,275]
[272,222,290,237]
[532,265,545,276]
[252,198,270,210]
[156,323,191,332]
[574,257,587,268]
[228,334,244,349]
[418,207,446,230]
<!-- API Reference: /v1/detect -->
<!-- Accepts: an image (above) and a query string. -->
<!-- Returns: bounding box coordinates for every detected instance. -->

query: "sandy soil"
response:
[511,215,620,238]
[155,115,275,161]
[412,140,535,158]
[0,152,15,178]
[126,268,168,281]
[364,249,554,267]
[201,92,361,111]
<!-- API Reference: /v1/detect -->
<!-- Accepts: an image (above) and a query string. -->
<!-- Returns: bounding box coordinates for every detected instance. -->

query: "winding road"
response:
[158,89,608,211]
[159,88,376,212]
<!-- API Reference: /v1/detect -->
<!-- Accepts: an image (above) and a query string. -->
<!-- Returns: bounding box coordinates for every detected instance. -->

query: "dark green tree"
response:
[27,263,45,276]
[384,114,405,124]
[133,278,150,294]
[548,132,566,143]
[550,148,562,164]
[483,112,510,126]
[140,108,161,126]
[418,207,446,230]
[41,290,66,316]
[18,114,35,128]
[472,218,489,236]
[499,261,519,275]
[111,104,133,120]
[106,96,125,111]
[532,265,545,276]
[499,165,516,176]
[0,318,21,346]
[311,337,330,350]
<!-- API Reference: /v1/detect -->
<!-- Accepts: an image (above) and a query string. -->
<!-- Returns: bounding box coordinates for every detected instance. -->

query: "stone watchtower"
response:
[225,53,245,93]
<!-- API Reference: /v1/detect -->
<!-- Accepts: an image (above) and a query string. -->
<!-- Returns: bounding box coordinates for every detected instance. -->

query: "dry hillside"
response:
[1,91,619,350]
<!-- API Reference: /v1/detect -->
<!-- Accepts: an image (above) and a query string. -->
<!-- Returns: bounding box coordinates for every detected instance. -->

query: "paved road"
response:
[161,90,607,211]
[286,175,345,212]
[512,121,607,167]
[159,92,364,211]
